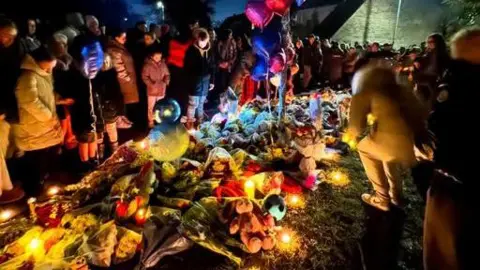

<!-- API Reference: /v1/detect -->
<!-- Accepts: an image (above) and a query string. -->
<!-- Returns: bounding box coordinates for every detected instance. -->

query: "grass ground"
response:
[242,154,425,270]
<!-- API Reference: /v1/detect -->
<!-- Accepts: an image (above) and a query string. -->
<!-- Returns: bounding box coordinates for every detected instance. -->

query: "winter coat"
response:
[303,42,323,68]
[94,67,123,125]
[12,55,63,151]
[184,43,215,96]
[107,40,140,104]
[349,68,422,166]
[67,64,99,139]
[0,39,26,123]
[142,58,170,97]
[20,36,41,53]
[430,60,480,184]
[330,51,344,83]
[295,46,304,73]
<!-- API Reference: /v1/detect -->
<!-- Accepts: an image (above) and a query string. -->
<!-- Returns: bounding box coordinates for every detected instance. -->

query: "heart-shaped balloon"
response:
[266,0,294,16]
[269,49,286,74]
[245,0,275,28]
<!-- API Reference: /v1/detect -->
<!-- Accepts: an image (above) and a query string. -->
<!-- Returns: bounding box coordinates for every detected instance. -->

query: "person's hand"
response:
[0,114,5,121]
[209,84,215,91]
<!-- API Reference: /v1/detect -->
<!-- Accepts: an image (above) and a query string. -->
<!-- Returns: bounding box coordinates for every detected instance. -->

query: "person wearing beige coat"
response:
[348,65,428,211]
[13,49,63,196]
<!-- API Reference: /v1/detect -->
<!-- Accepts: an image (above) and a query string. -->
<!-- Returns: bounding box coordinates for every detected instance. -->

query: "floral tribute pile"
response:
[0,89,352,269]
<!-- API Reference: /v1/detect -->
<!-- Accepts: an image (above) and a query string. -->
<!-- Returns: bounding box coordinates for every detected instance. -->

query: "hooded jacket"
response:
[142,58,170,97]
[349,67,425,166]
[184,42,215,96]
[12,55,63,151]
[107,39,140,104]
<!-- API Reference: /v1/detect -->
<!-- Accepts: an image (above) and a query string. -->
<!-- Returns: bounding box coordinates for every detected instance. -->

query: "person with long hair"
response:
[347,65,430,211]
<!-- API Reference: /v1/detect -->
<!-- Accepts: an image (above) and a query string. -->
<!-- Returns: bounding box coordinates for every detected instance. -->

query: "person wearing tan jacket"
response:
[13,48,63,196]
[348,65,429,211]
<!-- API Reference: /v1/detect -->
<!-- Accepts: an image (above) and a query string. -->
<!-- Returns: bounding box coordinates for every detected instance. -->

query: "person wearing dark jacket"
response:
[20,19,41,53]
[423,27,480,270]
[0,17,26,203]
[184,28,215,129]
[108,28,148,141]
[216,29,237,96]
[303,34,323,89]
[94,53,123,160]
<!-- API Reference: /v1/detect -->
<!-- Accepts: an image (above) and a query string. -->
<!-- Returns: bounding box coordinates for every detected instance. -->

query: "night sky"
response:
[215,0,247,21]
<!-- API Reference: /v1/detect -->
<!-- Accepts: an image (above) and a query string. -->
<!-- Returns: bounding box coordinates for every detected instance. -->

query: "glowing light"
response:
[47,186,60,196]
[285,194,305,209]
[367,113,377,126]
[154,110,162,124]
[163,109,172,117]
[27,238,42,252]
[135,208,151,226]
[0,209,13,221]
[276,228,299,253]
[136,140,148,150]
[244,180,256,199]
[281,233,291,244]
[27,197,37,218]
[328,171,350,187]
[156,1,164,9]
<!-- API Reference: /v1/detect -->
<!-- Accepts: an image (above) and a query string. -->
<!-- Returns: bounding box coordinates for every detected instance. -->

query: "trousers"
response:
[358,149,404,202]
[187,96,207,122]
[147,96,163,126]
[303,65,312,89]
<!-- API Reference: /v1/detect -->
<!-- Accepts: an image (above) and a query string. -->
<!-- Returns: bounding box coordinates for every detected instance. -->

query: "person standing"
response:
[423,27,480,270]
[108,28,146,141]
[303,34,323,89]
[57,12,85,46]
[142,48,170,127]
[347,66,430,211]
[20,18,41,53]
[13,47,63,196]
[216,29,237,95]
[184,29,214,129]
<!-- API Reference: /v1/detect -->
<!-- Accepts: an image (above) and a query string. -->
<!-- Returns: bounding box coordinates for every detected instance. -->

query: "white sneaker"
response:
[361,193,390,211]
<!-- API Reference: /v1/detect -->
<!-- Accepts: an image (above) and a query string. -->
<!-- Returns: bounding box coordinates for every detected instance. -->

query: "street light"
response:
[156,1,164,9]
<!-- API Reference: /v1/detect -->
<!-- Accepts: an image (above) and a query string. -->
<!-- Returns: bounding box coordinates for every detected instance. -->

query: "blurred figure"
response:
[142,47,170,127]
[58,12,85,46]
[293,39,304,93]
[343,47,357,87]
[320,38,332,85]
[348,66,430,211]
[330,41,344,88]
[150,23,161,39]
[20,18,41,53]
[95,53,123,160]
[185,29,214,128]
[50,33,76,149]
[216,29,237,95]
[424,27,480,270]
[13,47,63,196]
[85,15,101,37]
[304,34,323,89]
[160,24,171,56]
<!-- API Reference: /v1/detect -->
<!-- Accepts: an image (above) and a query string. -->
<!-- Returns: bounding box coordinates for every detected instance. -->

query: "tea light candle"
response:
[27,197,37,219]
[47,186,60,196]
[135,208,150,226]
[0,209,13,222]
[244,179,255,199]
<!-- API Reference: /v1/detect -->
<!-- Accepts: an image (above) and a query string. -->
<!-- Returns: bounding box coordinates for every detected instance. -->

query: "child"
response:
[142,47,170,127]
[184,28,215,129]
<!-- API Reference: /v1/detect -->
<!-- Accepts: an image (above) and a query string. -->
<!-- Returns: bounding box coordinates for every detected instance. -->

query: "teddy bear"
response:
[292,125,326,175]
[219,198,276,253]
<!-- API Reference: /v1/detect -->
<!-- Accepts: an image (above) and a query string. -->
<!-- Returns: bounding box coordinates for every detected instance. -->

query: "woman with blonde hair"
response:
[348,65,431,211]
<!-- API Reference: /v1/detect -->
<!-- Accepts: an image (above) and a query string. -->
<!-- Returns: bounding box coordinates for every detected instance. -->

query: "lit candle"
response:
[27,197,37,219]
[0,209,13,222]
[280,232,291,244]
[47,186,60,196]
[328,171,350,187]
[244,179,255,199]
[367,113,377,126]
[285,194,305,209]
[135,208,150,226]
[27,238,41,252]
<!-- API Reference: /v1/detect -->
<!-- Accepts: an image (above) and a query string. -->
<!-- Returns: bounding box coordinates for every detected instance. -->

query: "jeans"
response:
[187,96,207,122]
[147,96,163,126]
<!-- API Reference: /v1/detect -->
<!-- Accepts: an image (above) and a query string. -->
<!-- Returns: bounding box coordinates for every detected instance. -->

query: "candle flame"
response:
[47,186,60,196]
[0,210,13,221]
[28,238,41,252]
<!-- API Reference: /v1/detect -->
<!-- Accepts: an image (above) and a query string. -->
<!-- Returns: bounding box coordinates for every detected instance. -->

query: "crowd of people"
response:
[0,10,479,270]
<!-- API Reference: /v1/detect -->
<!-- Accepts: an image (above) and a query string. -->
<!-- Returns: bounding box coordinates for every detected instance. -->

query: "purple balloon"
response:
[269,49,286,74]
[245,0,275,28]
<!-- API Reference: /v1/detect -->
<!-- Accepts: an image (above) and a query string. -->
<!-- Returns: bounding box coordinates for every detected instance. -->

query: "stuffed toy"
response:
[219,198,276,253]
[293,125,326,175]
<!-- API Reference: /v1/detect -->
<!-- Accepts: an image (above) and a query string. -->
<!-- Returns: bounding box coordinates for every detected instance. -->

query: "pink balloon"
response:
[269,49,287,74]
[245,0,275,28]
[266,0,294,16]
